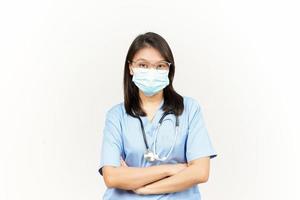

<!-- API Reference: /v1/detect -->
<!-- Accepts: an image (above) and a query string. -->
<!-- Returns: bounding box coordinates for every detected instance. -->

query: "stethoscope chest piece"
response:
[144,149,156,162]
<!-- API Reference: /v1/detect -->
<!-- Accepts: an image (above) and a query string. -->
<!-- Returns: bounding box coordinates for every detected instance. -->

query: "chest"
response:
[121,112,190,165]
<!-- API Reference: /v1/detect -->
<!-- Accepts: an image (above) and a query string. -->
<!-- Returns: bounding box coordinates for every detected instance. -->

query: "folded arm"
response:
[101,160,187,190]
[134,156,210,195]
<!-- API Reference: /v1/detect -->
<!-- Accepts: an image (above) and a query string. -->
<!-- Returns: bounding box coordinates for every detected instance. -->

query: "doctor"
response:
[99,32,217,199]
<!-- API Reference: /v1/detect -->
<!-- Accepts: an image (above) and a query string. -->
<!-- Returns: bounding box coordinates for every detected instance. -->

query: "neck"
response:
[139,90,164,107]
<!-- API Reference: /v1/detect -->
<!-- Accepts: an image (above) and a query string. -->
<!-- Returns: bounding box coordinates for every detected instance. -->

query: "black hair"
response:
[123,32,184,117]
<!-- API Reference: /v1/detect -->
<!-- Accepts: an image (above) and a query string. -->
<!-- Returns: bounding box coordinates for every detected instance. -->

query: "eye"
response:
[157,63,169,69]
[138,62,148,68]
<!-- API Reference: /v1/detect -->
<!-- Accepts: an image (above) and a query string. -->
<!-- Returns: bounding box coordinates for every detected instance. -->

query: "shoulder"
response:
[182,96,205,123]
[182,95,203,112]
[105,101,126,119]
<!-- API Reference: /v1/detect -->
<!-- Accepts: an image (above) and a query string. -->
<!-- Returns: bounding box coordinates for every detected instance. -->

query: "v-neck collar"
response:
[141,99,164,126]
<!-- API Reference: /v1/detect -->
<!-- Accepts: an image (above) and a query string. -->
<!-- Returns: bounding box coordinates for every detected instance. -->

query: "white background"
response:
[1,0,299,199]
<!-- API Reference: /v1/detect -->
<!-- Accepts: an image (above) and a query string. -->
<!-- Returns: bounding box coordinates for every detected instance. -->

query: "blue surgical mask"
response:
[132,68,169,96]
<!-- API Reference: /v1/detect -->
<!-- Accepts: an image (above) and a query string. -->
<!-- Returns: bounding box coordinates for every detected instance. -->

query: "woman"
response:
[98,32,217,199]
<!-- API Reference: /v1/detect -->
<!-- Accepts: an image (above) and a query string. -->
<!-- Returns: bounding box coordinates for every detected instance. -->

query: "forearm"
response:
[139,164,208,194]
[102,164,171,190]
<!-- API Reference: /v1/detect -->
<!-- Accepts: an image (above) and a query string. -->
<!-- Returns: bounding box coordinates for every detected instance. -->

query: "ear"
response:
[129,65,134,75]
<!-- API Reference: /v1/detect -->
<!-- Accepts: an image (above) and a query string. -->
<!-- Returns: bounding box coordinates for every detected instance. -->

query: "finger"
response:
[132,189,139,194]
[122,160,128,167]
[120,159,125,166]
[120,158,128,167]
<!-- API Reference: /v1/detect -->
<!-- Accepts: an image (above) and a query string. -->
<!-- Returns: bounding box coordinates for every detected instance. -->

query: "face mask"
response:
[132,68,169,96]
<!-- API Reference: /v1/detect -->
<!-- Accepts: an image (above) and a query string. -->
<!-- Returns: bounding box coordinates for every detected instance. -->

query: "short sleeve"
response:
[186,99,217,162]
[98,107,124,176]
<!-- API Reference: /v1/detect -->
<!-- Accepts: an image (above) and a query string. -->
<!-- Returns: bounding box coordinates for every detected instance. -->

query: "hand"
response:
[120,157,128,167]
[133,186,148,195]
[167,163,188,176]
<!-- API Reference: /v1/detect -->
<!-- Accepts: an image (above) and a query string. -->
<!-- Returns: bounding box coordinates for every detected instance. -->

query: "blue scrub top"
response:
[99,96,217,200]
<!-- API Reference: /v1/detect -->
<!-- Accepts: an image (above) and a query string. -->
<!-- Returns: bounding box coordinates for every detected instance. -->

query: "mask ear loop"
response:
[153,114,179,161]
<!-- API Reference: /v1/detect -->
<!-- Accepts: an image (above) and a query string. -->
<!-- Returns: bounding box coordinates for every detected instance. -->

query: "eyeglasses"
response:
[128,59,171,70]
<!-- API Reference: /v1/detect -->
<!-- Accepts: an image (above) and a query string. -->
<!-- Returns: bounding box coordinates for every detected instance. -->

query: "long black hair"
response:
[123,32,184,117]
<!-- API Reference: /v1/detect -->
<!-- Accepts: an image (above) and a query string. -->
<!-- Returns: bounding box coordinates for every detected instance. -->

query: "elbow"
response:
[102,167,118,188]
[198,173,209,183]
[190,166,209,184]
[102,168,138,190]
[102,166,136,190]
[188,158,211,184]
[103,175,115,188]
[195,171,209,184]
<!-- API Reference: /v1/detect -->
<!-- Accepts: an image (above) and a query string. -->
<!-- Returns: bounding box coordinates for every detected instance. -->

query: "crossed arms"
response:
[101,156,210,195]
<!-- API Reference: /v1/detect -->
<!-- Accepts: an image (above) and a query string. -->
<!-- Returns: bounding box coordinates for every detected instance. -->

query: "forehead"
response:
[133,47,165,62]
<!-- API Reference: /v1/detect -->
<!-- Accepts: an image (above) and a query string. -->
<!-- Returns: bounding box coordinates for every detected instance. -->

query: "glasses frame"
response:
[128,59,171,70]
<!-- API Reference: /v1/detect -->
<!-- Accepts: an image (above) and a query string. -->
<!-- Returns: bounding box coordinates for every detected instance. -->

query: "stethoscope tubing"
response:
[133,110,179,161]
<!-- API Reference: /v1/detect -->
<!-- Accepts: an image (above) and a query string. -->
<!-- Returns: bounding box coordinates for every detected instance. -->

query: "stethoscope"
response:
[133,110,179,162]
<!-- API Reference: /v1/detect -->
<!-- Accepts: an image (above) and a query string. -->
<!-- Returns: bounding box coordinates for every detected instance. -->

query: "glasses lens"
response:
[156,62,169,70]
[132,60,170,70]
[135,61,149,68]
